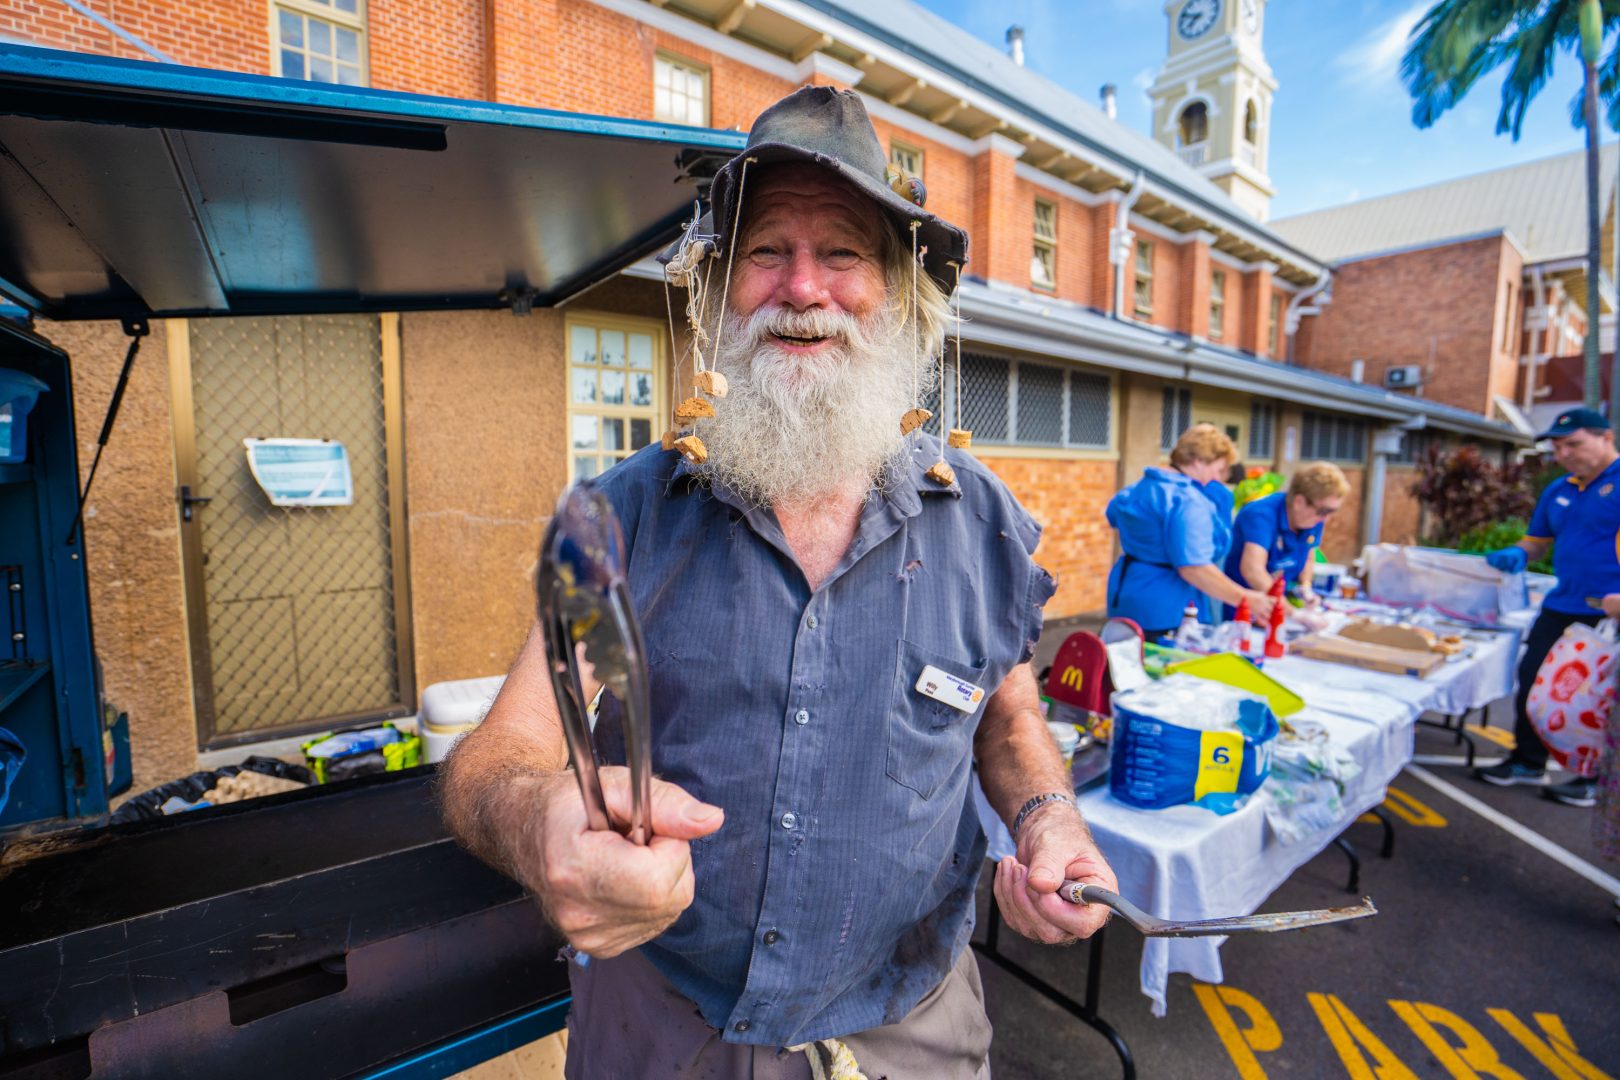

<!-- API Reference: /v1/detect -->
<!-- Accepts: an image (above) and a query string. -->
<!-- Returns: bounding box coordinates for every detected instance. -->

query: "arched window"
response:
[1178,101,1208,146]
[1244,99,1259,144]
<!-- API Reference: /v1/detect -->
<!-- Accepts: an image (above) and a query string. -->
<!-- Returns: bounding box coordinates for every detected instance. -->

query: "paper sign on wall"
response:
[243,438,353,507]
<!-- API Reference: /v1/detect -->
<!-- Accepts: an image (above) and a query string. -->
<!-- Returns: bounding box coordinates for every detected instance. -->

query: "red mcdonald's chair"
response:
[1044,631,1112,716]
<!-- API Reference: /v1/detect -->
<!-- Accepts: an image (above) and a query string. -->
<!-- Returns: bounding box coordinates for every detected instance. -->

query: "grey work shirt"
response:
[589,431,1055,1048]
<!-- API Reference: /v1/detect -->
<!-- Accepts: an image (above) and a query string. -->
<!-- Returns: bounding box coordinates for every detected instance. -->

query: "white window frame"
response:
[1134,239,1155,318]
[565,314,667,483]
[1209,269,1226,341]
[1031,198,1058,291]
[1267,292,1283,356]
[654,53,710,127]
[889,140,923,180]
[271,0,368,86]
[1248,400,1275,459]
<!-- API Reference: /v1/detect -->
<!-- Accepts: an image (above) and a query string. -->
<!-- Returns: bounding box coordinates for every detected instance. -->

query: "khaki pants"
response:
[563,945,993,1080]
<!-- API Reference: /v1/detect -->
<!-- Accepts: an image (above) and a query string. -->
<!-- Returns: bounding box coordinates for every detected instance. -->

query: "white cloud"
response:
[1334,2,1428,91]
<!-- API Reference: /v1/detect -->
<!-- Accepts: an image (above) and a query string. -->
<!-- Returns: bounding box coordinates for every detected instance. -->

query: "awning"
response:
[0,44,746,320]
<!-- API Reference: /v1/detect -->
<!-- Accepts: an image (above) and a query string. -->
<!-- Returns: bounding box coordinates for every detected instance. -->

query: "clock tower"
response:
[1146,0,1277,220]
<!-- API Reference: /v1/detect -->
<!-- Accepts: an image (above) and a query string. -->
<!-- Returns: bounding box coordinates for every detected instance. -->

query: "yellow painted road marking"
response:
[1194,984,1282,1080]
[1390,1000,1524,1079]
[1469,725,1517,749]
[1489,1009,1615,1080]
[1306,992,1419,1080]
[1357,786,1448,828]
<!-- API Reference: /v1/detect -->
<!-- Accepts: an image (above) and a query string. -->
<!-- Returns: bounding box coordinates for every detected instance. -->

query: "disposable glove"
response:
[1484,546,1527,574]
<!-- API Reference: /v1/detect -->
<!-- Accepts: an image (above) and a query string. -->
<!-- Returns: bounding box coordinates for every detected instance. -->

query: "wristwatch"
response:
[1011,791,1076,837]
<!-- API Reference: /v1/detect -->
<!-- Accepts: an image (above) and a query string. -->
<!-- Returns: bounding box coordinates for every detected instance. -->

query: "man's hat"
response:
[1536,407,1612,439]
[701,86,969,296]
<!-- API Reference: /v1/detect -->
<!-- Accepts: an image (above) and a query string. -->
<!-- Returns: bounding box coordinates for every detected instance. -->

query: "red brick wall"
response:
[1320,466,1365,561]
[1381,466,1423,545]
[983,457,1117,618]
[1295,233,1518,415]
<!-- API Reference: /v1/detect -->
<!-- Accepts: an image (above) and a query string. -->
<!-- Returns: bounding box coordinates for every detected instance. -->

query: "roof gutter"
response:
[957,281,1526,443]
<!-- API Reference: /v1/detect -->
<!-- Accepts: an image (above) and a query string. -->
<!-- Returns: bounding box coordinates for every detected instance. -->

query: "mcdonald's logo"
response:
[1059,666,1084,691]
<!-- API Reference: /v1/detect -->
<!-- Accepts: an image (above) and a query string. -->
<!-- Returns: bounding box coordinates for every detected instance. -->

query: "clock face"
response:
[1241,0,1259,33]
[1178,0,1221,39]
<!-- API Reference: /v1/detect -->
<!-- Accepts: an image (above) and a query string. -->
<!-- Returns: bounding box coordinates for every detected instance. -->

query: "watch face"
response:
[1241,0,1259,33]
[1178,0,1221,39]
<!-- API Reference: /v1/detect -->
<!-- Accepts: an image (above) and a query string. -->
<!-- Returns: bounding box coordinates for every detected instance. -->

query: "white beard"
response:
[695,304,932,508]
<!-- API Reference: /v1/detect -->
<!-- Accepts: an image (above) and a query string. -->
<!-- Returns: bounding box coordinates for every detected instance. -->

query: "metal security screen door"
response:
[172,315,413,748]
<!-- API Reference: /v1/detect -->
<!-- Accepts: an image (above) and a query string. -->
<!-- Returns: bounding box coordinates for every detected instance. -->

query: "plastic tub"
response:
[419,674,506,764]
[0,368,48,464]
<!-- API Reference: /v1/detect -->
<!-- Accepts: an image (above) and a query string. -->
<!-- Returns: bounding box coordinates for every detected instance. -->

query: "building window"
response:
[1031,199,1057,290]
[1178,101,1208,146]
[1392,429,1436,465]
[654,54,709,126]
[1268,293,1283,357]
[890,140,923,180]
[1209,270,1227,341]
[947,352,1113,449]
[274,0,366,85]
[567,317,662,481]
[1160,386,1193,451]
[1244,100,1259,144]
[1301,410,1367,463]
[1134,239,1155,318]
[1248,400,1275,459]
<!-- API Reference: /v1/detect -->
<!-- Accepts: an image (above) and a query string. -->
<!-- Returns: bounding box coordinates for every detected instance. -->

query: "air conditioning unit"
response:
[1383,365,1423,389]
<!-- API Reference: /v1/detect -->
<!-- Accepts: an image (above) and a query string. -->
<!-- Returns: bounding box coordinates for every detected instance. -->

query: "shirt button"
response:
[780,812,798,829]
[734,1019,752,1034]
[794,708,810,726]
[806,614,819,629]
[764,928,781,945]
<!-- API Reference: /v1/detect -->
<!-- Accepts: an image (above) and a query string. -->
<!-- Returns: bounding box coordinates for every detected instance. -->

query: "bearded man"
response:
[440,86,1117,1078]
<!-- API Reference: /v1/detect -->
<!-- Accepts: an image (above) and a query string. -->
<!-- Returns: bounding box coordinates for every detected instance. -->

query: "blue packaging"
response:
[0,368,49,465]
[1109,687,1278,814]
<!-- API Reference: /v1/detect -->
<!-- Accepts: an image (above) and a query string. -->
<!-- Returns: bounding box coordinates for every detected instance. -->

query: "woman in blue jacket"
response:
[1106,424,1275,638]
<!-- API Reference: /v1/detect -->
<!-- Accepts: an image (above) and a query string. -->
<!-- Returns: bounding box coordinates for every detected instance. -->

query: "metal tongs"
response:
[1060,882,1376,938]
[536,485,653,845]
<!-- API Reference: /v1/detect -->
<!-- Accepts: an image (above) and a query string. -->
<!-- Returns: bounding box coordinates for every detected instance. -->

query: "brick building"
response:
[1275,146,1618,426]
[0,0,1524,795]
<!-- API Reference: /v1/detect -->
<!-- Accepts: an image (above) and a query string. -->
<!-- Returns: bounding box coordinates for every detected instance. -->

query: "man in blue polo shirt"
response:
[1477,408,1620,807]
[1223,462,1349,615]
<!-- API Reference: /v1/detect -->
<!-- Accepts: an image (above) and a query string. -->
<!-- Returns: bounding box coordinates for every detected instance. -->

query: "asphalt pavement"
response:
[982,649,1619,1080]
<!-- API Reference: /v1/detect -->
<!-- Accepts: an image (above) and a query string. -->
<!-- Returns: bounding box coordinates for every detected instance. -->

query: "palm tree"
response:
[1402,0,1615,415]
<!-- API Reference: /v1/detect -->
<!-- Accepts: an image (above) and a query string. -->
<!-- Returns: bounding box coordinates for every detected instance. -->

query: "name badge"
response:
[915,665,986,713]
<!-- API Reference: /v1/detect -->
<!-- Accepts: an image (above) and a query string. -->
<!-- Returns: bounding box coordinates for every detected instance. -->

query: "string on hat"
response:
[948,262,971,453]
[898,221,932,440]
[662,157,756,464]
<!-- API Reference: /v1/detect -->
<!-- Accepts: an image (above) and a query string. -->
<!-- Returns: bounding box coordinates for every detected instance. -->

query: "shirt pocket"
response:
[886,637,989,800]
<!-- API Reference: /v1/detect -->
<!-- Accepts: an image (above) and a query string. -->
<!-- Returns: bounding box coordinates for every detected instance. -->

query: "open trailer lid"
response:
[0,44,745,320]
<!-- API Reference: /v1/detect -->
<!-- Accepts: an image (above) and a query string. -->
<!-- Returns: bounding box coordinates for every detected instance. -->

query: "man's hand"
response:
[522,766,724,958]
[1485,546,1528,574]
[1602,593,1620,619]
[992,804,1118,945]
[1244,589,1277,624]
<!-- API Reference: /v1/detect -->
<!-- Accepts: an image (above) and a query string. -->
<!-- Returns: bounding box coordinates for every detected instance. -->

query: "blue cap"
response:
[1537,407,1611,439]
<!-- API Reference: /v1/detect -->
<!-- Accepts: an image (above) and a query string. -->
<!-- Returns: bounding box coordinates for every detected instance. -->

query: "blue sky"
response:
[913,0,1598,219]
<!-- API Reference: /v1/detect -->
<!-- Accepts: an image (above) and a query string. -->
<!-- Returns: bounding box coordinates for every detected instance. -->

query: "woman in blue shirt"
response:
[1223,461,1349,613]
[1106,424,1276,637]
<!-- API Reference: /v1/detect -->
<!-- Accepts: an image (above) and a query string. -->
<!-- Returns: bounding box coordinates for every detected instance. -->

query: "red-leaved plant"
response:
[1409,445,1535,547]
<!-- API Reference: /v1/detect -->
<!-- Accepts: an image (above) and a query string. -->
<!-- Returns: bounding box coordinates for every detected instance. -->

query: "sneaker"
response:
[1542,780,1596,807]
[1474,760,1548,786]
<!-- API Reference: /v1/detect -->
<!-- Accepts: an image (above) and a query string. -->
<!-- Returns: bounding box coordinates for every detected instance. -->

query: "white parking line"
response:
[1411,754,1505,767]
[1405,765,1620,897]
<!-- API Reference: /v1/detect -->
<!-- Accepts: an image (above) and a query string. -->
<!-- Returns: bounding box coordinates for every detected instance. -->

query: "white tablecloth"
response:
[975,703,1411,1015]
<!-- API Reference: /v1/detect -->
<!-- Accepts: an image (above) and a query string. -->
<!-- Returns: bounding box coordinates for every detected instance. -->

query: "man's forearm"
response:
[1518,537,1551,562]
[439,624,570,882]
[974,664,1078,834]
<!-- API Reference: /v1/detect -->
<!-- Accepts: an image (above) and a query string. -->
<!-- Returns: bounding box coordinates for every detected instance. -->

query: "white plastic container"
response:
[419,674,506,764]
